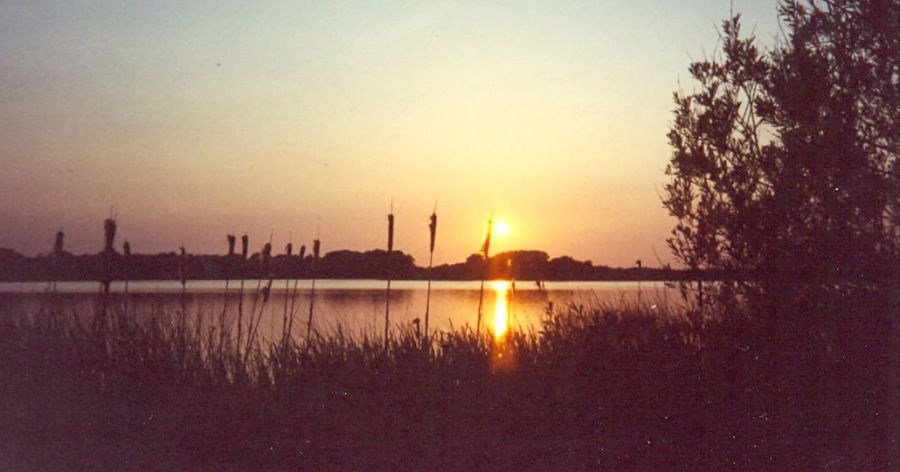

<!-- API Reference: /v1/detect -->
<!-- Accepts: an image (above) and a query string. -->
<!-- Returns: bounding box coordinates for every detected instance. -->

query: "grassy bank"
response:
[0,294,896,470]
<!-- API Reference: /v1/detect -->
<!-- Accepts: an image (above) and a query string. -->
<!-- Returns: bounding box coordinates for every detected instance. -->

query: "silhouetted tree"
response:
[664,0,898,308]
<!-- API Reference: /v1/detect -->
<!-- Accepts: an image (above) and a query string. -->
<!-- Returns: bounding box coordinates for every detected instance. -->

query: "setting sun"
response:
[494,221,510,237]
[1,1,889,468]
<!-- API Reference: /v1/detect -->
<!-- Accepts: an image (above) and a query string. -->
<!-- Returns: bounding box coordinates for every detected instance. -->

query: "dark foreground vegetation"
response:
[1,288,895,470]
[1,0,896,468]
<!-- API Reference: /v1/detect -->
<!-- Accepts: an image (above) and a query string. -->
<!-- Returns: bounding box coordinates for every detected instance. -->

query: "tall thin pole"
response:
[424,205,437,341]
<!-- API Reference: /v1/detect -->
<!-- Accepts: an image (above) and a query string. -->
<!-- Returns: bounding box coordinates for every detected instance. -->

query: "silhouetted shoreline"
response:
[0,247,690,282]
[5,246,895,284]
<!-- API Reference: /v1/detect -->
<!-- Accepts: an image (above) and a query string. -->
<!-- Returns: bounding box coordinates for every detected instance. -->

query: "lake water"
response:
[0,279,681,340]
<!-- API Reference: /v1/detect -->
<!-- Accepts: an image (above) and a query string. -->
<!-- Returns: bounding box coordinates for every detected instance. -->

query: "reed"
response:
[95,217,117,332]
[245,278,273,359]
[51,229,64,293]
[178,245,188,331]
[100,217,117,294]
[236,234,249,354]
[53,228,64,254]
[3,292,891,470]
[122,240,131,319]
[286,244,305,347]
[635,259,645,306]
[245,241,272,357]
[222,235,236,323]
[384,207,394,345]
[246,241,266,332]
[280,241,293,345]
[424,207,437,342]
[221,234,236,349]
[476,218,492,335]
[306,238,320,347]
[507,260,515,329]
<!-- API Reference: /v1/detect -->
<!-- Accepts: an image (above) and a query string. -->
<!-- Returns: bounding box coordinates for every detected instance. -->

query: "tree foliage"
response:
[664,0,899,306]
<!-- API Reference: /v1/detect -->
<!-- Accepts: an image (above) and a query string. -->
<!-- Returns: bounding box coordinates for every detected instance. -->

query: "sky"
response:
[0,1,782,267]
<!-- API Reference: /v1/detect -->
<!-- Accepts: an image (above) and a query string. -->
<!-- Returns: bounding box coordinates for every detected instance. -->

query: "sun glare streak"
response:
[492,280,510,340]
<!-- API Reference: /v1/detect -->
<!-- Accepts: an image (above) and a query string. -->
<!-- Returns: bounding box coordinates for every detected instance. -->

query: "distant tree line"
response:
[0,247,687,282]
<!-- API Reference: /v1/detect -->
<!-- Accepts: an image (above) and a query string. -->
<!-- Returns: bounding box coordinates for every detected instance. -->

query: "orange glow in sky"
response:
[0,1,781,267]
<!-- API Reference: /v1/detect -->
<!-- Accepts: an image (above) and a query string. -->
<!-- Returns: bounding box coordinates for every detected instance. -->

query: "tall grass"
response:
[1,292,894,470]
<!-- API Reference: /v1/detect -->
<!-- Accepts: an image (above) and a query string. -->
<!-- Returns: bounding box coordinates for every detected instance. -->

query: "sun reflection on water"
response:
[492,280,510,340]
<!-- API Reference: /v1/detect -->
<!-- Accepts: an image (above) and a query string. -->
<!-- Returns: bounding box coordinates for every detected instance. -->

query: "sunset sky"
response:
[0,1,781,267]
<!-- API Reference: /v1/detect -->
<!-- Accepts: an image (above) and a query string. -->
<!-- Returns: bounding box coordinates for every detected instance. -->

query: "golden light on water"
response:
[492,280,510,340]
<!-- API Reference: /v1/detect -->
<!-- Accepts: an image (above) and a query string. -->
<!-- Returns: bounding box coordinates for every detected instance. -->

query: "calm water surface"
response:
[0,280,680,340]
